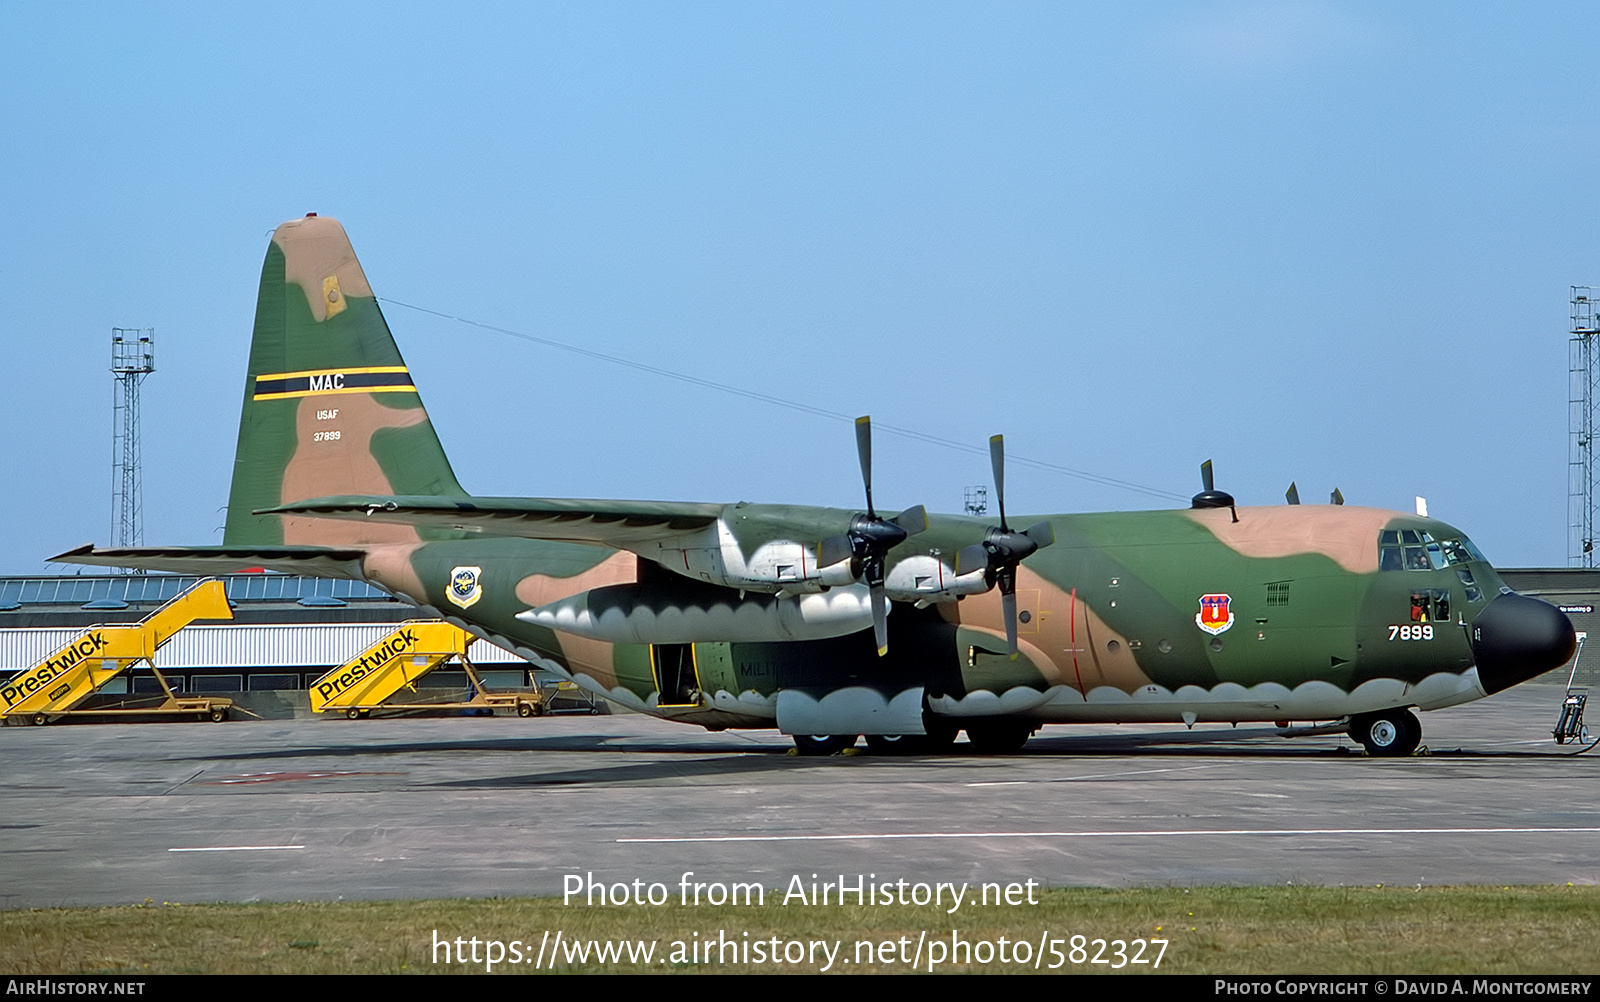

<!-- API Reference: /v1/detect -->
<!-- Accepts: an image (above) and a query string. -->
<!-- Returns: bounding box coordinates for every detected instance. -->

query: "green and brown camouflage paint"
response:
[53,215,1572,744]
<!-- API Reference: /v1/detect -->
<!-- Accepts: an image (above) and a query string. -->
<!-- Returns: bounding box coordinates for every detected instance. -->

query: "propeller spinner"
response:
[956,435,1055,658]
[818,416,926,656]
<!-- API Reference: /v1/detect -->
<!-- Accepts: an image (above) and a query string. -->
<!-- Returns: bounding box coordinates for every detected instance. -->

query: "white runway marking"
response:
[167,845,306,852]
[619,826,1600,844]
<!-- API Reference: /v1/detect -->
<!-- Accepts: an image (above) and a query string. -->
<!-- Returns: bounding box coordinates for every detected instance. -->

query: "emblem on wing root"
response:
[1196,593,1233,635]
[448,566,483,609]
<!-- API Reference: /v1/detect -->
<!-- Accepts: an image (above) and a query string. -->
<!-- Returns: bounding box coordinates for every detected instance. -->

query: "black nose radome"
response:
[1469,593,1577,694]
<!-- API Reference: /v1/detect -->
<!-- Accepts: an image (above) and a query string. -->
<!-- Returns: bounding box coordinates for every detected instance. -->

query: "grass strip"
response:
[2,885,1596,975]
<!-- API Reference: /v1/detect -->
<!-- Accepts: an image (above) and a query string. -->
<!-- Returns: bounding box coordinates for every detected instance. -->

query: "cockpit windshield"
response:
[1379,529,1487,572]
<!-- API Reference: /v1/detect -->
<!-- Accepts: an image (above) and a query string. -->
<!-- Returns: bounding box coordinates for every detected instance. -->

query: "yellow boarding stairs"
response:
[1,579,235,725]
[309,621,543,718]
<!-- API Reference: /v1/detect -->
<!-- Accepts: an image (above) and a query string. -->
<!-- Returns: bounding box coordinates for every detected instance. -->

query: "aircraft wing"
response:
[50,543,372,580]
[260,495,725,548]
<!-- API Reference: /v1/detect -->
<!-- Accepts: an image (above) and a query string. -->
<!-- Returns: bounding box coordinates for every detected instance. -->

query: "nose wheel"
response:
[1349,708,1421,757]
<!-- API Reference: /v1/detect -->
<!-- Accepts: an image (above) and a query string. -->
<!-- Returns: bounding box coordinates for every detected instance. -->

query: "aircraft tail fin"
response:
[223,214,465,546]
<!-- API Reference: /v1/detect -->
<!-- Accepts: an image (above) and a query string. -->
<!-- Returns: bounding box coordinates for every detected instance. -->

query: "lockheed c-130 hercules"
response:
[55,214,1577,756]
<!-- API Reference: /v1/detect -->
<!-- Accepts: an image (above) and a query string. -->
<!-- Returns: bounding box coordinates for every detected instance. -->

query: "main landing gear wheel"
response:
[793,734,856,756]
[964,721,1035,755]
[864,719,959,755]
[1349,708,1421,757]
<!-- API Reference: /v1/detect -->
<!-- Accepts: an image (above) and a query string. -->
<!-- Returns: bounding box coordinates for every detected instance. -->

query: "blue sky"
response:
[1,2,1593,574]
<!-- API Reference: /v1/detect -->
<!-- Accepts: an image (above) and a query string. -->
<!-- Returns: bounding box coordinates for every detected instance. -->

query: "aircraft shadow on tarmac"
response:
[171,725,1340,767]
[170,735,684,763]
[152,724,1588,795]
[421,735,1587,789]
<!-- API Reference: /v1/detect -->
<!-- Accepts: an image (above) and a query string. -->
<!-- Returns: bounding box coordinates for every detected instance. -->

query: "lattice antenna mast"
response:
[1570,292,1596,566]
[111,328,155,556]
[963,485,989,517]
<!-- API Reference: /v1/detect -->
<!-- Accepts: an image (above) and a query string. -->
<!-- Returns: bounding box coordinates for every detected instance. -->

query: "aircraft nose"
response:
[1469,592,1577,694]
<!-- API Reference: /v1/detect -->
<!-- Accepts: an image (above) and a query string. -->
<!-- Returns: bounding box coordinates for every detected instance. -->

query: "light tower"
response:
[111,328,155,556]
[1570,291,1598,565]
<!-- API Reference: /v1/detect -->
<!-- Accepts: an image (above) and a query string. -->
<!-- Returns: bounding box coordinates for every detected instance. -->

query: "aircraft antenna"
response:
[110,328,155,569]
[1570,289,1596,567]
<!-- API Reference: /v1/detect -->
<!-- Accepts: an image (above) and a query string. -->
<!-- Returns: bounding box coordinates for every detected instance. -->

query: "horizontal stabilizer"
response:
[50,544,370,581]
[261,495,724,547]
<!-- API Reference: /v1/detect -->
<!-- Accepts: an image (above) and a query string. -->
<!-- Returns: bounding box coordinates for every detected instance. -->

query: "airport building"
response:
[0,573,598,716]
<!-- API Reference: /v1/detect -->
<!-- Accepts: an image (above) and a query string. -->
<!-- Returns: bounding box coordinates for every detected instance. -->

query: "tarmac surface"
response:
[1,681,1595,909]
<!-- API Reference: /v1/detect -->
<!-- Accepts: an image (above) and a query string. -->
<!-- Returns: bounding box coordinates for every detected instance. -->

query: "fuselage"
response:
[349,502,1575,734]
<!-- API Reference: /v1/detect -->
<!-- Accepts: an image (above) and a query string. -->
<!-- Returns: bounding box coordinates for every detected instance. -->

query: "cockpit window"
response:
[1379,530,1403,570]
[1380,530,1487,571]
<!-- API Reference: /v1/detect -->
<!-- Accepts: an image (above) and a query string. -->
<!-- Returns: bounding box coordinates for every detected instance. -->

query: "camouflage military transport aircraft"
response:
[54,214,1578,756]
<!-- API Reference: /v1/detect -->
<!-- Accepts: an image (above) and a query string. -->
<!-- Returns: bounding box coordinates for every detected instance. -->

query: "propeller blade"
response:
[1330,488,1344,506]
[1286,482,1300,505]
[1024,519,1054,548]
[819,534,853,569]
[990,435,1008,530]
[955,543,988,576]
[1002,586,1019,658]
[855,416,874,517]
[870,583,889,656]
[893,505,928,536]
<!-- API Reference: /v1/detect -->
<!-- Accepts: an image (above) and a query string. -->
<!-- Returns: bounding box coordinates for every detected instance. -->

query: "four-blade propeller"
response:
[825,421,1057,659]
[954,435,1055,658]
[819,416,927,656]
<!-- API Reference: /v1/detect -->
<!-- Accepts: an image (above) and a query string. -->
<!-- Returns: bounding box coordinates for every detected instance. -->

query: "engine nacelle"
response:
[883,553,991,603]
[649,518,870,594]
[650,522,824,593]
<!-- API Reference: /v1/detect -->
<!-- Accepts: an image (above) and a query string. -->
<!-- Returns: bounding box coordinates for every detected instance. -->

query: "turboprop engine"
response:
[646,523,991,604]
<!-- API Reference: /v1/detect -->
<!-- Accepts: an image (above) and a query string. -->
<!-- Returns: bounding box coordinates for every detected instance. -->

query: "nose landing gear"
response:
[1349,708,1422,757]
